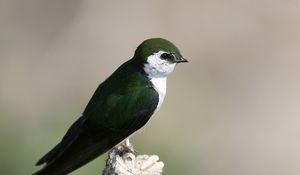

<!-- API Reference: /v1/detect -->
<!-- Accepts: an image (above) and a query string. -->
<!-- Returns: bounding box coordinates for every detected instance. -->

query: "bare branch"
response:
[102,139,164,175]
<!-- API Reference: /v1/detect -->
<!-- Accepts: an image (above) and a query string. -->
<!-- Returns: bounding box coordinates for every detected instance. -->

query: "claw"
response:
[118,139,137,156]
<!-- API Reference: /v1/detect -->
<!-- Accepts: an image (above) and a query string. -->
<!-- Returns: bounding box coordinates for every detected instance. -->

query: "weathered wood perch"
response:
[102,139,164,175]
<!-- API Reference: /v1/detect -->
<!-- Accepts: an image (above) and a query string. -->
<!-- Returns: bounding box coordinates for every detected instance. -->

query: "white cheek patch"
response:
[144,51,176,78]
[143,51,177,115]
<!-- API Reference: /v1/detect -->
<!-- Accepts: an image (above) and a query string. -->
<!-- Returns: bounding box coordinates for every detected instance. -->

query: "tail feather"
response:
[33,120,132,175]
[36,117,86,166]
[33,137,108,175]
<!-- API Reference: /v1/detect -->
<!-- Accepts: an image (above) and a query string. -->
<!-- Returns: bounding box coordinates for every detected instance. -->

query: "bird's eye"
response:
[160,53,172,59]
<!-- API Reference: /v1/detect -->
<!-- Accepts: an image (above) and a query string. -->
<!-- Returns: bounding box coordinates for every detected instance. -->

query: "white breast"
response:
[150,77,167,112]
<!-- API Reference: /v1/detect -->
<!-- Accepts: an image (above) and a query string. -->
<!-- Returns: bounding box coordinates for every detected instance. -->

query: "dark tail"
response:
[33,117,131,175]
[33,140,110,175]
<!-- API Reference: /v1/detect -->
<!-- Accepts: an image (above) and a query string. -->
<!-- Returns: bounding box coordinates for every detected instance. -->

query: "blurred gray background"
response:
[1,0,300,174]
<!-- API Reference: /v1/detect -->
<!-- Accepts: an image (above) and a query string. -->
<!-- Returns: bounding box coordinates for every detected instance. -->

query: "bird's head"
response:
[133,38,188,78]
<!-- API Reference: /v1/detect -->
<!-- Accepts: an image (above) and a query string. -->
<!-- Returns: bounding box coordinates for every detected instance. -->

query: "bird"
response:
[33,38,188,175]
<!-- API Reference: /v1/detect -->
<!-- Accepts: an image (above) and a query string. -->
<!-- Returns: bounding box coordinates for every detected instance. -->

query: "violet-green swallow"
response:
[33,38,187,175]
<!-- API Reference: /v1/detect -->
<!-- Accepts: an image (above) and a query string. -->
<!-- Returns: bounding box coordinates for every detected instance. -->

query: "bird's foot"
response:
[119,139,137,156]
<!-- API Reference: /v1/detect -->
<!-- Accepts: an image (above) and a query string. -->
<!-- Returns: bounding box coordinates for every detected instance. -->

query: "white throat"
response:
[150,77,167,111]
[143,51,176,112]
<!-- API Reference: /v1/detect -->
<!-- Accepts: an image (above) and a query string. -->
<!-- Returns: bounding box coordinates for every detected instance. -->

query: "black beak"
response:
[175,56,188,63]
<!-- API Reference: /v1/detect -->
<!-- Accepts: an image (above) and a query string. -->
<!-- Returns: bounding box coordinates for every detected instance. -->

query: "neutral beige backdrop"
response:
[1,0,300,174]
